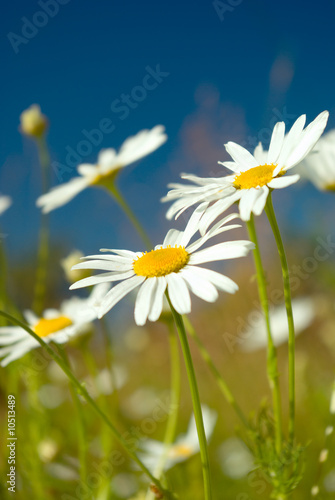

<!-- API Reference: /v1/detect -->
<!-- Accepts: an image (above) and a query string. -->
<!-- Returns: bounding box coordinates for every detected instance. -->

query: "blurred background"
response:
[1,1,335,499]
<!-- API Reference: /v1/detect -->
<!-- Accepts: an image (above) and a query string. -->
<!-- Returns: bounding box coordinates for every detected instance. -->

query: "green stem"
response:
[246,215,283,455]
[147,320,181,500]
[0,310,175,500]
[56,345,88,486]
[183,315,249,430]
[265,193,295,445]
[166,296,212,500]
[33,136,51,316]
[107,183,152,250]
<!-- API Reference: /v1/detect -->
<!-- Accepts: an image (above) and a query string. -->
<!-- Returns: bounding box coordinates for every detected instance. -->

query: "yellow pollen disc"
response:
[234,163,278,189]
[133,246,189,278]
[169,444,193,458]
[34,316,73,338]
[325,183,335,192]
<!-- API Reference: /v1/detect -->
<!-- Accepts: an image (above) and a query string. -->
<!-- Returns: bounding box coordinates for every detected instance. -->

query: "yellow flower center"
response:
[234,163,277,189]
[325,183,335,192]
[169,444,193,459]
[92,168,122,187]
[34,316,73,338]
[133,246,189,278]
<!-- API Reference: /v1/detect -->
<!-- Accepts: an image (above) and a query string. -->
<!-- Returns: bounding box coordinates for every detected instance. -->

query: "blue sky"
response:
[2,0,335,259]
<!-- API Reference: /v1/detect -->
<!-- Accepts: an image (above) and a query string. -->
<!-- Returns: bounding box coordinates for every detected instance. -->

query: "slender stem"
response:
[166,296,212,500]
[56,345,88,486]
[0,310,175,499]
[246,215,283,455]
[33,136,51,316]
[183,315,249,430]
[147,320,181,500]
[107,183,153,250]
[265,193,295,445]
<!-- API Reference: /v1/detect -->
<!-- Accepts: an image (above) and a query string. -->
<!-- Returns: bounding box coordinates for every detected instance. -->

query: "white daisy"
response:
[139,406,217,472]
[163,111,329,225]
[70,203,254,325]
[0,284,109,366]
[36,126,167,213]
[240,297,316,352]
[298,129,335,191]
[0,195,12,215]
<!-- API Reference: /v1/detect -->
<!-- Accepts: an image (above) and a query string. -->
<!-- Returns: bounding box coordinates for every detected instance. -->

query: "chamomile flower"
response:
[70,203,254,325]
[0,284,109,367]
[20,104,48,138]
[0,195,12,215]
[163,111,329,224]
[139,406,217,472]
[36,126,167,213]
[298,129,335,191]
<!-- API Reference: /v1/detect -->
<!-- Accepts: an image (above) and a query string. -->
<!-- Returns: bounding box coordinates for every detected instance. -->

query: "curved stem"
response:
[107,183,152,250]
[166,296,212,500]
[56,345,88,485]
[183,315,249,430]
[0,310,175,500]
[246,215,283,455]
[265,193,295,445]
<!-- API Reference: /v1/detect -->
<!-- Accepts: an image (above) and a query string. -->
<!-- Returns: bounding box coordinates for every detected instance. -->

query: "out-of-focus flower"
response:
[299,129,335,191]
[19,104,48,138]
[240,297,316,352]
[218,437,254,479]
[0,284,109,366]
[163,111,329,224]
[36,126,167,213]
[37,438,59,462]
[0,195,12,215]
[70,204,253,325]
[61,250,90,284]
[139,406,217,472]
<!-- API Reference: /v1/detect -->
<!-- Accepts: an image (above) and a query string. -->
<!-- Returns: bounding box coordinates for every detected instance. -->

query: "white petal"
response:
[36,177,89,213]
[252,186,269,216]
[148,278,167,322]
[267,175,300,189]
[116,126,167,166]
[166,273,191,315]
[134,278,157,326]
[239,189,259,221]
[163,229,183,247]
[70,270,135,290]
[190,240,253,265]
[179,203,208,247]
[267,122,285,164]
[72,259,133,272]
[225,142,258,170]
[98,275,145,318]
[277,114,306,166]
[180,268,218,302]
[187,266,238,294]
[77,164,98,177]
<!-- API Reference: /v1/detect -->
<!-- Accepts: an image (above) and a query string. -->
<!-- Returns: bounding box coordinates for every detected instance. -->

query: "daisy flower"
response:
[0,284,109,367]
[36,125,167,213]
[163,111,329,224]
[240,297,316,352]
[298,129,335,191]
[0,195,12,215]
[70,203,254,325]
[139,406,217,472]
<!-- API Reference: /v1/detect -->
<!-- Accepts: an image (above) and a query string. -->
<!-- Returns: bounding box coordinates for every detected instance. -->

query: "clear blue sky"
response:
[2,0,335,259]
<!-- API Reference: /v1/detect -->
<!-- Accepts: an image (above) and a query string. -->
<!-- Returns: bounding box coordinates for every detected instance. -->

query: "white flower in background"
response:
[139,406,217,472]
[61,249,90,283]
[70,203,254,325]
[298,129,335,191]
[240,297,316,352]
[218,437,254,479]
[36,126,167,213]
[163,111,329,225]
[20,104,48,138]
[0,284,109,366]
[0,195,12,215]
